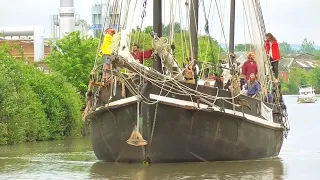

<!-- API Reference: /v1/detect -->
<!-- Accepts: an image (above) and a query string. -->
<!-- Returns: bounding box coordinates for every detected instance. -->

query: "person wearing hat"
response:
[242,52,258,80]
[100,28,115,84]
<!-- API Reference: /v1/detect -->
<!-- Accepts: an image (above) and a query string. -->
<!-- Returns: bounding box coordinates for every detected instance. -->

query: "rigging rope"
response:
[136,0,148,44]
[201,0,215,64]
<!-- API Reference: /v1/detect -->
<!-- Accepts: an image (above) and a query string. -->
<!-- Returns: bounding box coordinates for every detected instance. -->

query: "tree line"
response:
[281,67,320,95]
[132,23,223,65]
[235,38,320,59]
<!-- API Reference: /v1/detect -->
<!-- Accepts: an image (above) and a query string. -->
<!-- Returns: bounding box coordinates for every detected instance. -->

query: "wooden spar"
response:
[153,0,163,73]
[189,0,199,83]
[110,55,170,80]
[229,0,236,65]
[189,0,199,61]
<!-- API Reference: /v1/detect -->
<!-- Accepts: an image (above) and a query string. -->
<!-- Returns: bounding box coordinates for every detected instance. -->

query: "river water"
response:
[0,96,319,180]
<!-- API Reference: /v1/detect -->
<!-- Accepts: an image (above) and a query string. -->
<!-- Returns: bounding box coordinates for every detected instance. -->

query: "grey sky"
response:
[0,0,319,45]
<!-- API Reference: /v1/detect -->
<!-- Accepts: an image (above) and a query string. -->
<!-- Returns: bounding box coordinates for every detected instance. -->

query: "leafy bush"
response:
[0,44,82,145]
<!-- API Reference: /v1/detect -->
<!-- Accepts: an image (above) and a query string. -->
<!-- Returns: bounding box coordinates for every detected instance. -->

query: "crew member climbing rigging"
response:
[100,28,115,85]
[265,33,280,81]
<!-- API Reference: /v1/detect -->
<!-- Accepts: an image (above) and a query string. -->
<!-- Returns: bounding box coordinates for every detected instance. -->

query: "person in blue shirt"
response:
[244,73,260,97]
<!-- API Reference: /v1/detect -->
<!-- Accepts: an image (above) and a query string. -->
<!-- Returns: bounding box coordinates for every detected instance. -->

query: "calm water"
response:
[0,96,319,180]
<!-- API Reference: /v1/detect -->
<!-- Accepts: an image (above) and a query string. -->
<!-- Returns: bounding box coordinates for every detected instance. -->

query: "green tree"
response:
[144,26,153,34]
[300,38,315,54]
[279,41,294,56]
[235,44,253,52]
[78,19,91,36]
[46,31,99,97]
[163,22,183,36]
[143,23,183,36]
[312,49,320,60]
[0,43,83,145]
[281,67,320,94]
[130,30,222,66]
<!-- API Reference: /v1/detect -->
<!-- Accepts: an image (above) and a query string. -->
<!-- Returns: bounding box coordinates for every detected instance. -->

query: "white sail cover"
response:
[244,1,273,96]
[261,102,273,122]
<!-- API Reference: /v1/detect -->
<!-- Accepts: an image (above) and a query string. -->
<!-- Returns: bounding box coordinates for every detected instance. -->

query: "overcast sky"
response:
[0,0,319,45]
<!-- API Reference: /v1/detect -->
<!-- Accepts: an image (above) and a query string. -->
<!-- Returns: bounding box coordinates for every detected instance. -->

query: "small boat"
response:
[297,85,317,103]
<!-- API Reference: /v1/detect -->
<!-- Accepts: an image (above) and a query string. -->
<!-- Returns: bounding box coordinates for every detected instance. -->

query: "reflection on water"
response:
[0,96,319,180]
[0,138,96,180]
[90,159,284,180]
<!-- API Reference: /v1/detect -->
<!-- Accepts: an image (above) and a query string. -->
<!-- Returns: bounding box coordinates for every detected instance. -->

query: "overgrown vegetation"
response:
[46,31,99,97]
[0,44,83,145]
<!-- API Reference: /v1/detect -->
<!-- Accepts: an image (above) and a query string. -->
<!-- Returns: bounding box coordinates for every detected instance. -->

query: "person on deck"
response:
[207,73,217,80]
[244,73,260,98]
[265,33,281,81]
[100,28,115,84]
[183,57,199,84]
[131,44,153,64]
[264,89,273,103]
[214,75,225,89]
[242,52,258,81]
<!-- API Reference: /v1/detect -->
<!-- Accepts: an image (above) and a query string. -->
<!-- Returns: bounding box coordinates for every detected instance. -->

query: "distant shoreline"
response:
[284,95,320,97]
[219,44,320,50]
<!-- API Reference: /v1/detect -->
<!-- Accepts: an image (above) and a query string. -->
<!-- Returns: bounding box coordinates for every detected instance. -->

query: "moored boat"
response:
[297,85,317,103]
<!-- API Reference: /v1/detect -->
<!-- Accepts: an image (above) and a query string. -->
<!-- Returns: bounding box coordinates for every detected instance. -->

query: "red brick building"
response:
[0,40,51,62]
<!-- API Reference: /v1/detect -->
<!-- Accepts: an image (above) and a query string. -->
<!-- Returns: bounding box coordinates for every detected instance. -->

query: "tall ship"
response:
[83,0,290,163]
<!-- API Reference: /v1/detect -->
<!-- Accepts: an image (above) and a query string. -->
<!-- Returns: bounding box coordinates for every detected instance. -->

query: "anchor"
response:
[126,125,147,146]
[126,101,147,147]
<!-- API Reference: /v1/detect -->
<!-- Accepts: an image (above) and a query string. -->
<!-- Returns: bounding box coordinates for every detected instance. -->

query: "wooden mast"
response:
[189,0,199,61]
[189,0,199,83]
[153,0,163,73]
[229,0,236,67]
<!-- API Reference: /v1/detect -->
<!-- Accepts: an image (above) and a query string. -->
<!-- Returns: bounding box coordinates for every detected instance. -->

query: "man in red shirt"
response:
[242,52,258,80]
[131,44,153,64]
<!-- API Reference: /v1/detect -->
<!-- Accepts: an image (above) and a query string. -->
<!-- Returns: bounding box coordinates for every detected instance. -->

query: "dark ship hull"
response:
[87,81,285,163]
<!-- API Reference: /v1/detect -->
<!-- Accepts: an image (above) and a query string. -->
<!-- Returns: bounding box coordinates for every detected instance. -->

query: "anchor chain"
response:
[149,102,159,146]
[144,102,159,163]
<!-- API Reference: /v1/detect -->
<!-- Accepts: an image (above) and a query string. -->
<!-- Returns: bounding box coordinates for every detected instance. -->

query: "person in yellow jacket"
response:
[100,28,115,84]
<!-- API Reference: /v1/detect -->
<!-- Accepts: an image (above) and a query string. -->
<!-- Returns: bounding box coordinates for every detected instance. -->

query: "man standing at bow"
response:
[100,28,115,84]
[131,44,153,64]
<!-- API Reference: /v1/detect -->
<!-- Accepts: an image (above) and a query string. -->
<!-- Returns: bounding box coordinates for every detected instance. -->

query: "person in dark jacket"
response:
[214,75,224,89]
